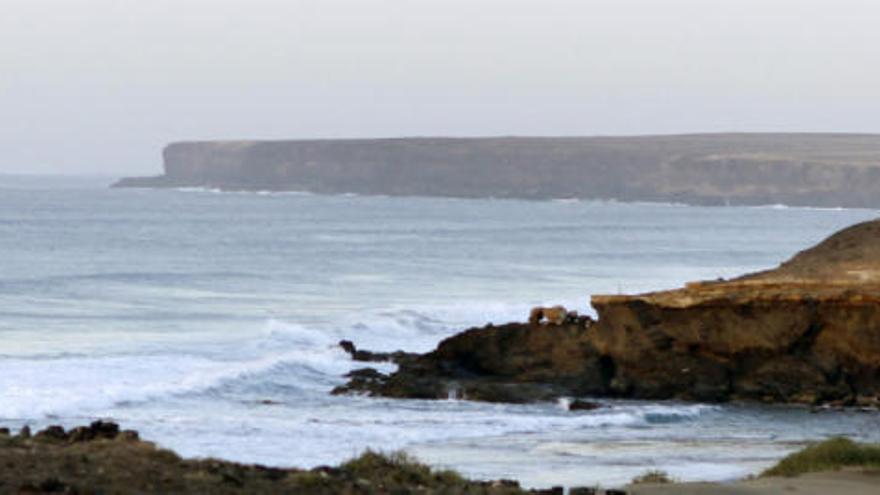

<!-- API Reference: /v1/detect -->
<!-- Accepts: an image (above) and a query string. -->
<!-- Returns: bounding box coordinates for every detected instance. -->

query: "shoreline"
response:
[2,422,878,494]
[628,470,880,495]
[116,184,880,212]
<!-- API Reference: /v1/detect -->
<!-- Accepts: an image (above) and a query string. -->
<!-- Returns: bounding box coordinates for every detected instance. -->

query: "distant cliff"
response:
[113,133,880,207]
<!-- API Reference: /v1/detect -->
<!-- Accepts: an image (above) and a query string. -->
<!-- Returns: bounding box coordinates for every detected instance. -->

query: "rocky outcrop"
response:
[337,220,880,406]
[113,134,880,208]
[334,319,606,403]
[338,339,419,366]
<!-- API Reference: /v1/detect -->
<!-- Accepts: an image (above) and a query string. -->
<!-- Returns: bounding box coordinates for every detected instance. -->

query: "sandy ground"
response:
[626,469,880,495]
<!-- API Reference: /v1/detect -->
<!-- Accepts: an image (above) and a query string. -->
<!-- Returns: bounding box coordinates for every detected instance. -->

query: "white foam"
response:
[0,319,368,419]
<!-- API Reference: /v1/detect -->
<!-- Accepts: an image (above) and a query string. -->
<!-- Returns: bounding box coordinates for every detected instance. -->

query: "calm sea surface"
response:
[2,175,879,488]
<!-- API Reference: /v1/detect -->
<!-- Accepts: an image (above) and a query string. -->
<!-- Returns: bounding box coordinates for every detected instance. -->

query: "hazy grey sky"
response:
[2,0,879,175]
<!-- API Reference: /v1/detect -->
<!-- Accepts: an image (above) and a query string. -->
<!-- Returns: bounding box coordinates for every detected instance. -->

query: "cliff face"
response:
[114,134,880,207]
[337,219,880,406]
[588,220,880,403]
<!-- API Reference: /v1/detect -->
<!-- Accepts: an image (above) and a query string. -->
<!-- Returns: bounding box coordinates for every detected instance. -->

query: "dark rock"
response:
[339,340,357,355]
[334,320,611,403]
[568,400,602,411]
[67,421,123,443]
[88,420,120,439]
[0,427,10,436]
[604,490,628,495]
[532,487,563,495]
[345,368,386,380]
[18,426,31,439]
[569,488,597,495]
[35,426,68,442]
[458,382,563,403]
[338,340,419,366]
[331,368,391,396]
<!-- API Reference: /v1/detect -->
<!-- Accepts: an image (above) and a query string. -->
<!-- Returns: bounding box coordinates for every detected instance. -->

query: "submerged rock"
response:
[336,219,880,405]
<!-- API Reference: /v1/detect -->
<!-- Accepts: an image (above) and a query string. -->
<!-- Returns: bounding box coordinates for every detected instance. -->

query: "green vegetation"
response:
[341,449,467,487]
[762,437,880,477]
[630,469,673,484]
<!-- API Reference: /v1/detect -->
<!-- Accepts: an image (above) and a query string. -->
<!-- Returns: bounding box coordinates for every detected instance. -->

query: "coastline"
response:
[113,133,880,209]
[3,422,878,494]
[334,219,880,408]
[6,183,880,489]
[120,184,880,213]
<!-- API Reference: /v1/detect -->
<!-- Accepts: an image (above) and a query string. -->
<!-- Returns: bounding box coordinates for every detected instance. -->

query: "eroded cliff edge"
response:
[337,220,880,406]
[113,133,880,207]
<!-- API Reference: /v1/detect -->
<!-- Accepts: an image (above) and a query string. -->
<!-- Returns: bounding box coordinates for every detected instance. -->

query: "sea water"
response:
[1,175,879,488]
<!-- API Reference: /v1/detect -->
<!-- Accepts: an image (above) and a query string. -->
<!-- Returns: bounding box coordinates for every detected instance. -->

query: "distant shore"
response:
[114,133,880,208]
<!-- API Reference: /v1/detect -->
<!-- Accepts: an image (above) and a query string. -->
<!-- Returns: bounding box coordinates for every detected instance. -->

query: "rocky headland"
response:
[336,219,880,406]
[113,133,880,208]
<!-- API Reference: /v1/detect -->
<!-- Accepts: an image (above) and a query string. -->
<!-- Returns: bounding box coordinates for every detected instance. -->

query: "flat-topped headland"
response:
[113,133,880,207]
[336,219,880,406]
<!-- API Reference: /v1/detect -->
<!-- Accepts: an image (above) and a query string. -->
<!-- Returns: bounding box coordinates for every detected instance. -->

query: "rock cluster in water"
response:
[336,219,880,406]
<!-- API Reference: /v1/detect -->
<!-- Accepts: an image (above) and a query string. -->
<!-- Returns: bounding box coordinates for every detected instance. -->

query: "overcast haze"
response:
[2,0,879,175]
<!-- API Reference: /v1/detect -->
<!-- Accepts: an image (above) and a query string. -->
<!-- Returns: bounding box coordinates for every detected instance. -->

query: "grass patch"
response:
[631,469,673,484]
[763,437,880,477]
[341,450,466,486]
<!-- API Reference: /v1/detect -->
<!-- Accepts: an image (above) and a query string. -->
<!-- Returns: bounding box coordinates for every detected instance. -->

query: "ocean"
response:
[2,174,879,488]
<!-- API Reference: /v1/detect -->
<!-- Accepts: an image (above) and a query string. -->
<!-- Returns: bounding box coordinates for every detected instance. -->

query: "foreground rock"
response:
[2,422,631,494]
[337,220,880,405]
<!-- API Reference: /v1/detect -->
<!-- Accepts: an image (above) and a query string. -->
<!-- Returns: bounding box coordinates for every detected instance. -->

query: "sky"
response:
[1,0,879,175]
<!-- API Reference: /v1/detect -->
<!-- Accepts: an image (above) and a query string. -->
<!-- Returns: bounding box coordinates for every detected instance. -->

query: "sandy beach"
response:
[628,469,880,495]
